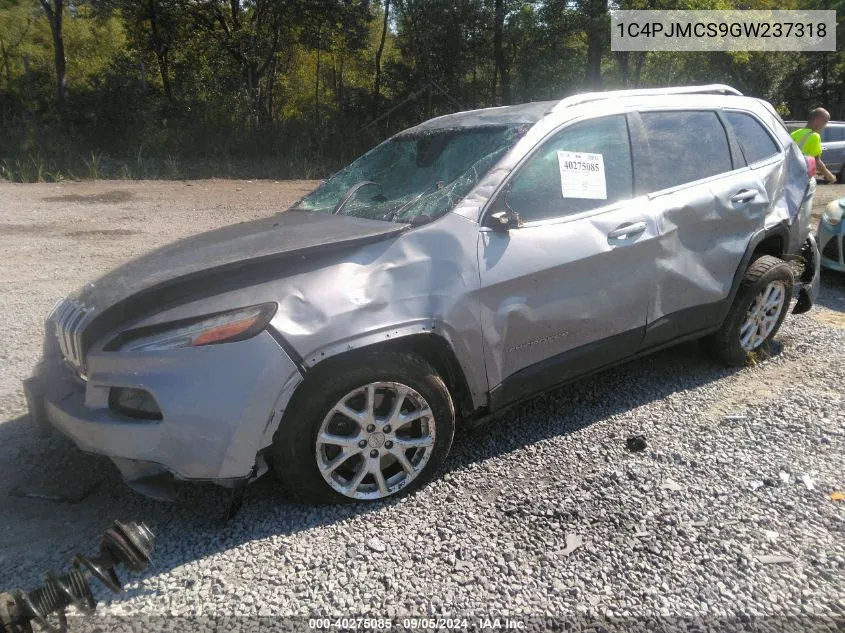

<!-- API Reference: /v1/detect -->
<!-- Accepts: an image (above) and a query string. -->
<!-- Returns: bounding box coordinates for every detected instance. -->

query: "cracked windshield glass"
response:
[293,125,526,223]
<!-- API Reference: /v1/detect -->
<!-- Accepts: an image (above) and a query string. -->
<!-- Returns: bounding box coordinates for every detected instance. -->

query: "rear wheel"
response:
[272,352,455,503]
[712,255,794,366]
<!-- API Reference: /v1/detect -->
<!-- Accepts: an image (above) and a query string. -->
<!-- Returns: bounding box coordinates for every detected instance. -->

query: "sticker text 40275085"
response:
[556,150,607,200]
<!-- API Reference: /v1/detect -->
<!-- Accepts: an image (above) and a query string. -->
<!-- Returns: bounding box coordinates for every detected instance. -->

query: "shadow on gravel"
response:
[0,336,750,598]
[446,338,742,473]
[816,268,845,313]
[41,191,134,204]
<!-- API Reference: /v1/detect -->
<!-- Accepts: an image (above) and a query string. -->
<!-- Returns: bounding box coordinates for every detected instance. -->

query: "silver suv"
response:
[24,85,820,504]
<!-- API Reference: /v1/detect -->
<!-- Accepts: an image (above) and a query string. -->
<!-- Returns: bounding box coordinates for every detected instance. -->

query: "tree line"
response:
[0,0,843,181]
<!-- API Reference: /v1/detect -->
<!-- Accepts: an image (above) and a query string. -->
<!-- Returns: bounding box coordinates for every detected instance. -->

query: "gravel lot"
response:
[0,180,843,628]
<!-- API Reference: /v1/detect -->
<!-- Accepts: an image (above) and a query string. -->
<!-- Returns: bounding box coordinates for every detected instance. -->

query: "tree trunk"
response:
[617,51,629,87]
[471,53,477,109]
[493,0,510,105]
[585,26,603,88]
[583,0,606,89]
[338,49,345,113]
[39,0,66,117]
[633,51,646,87]
[373,0,390,117]
[147,0,175,105]
[23,54,34,120]
[821,52,830,105]
[315,28,321,132]
[0,35,11,93]
[245,63,262,136]
[157,49,174,103]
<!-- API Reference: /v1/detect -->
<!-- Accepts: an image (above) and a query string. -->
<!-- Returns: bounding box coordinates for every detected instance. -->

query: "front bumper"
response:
[817,218,845,273]
[24,330,303,491]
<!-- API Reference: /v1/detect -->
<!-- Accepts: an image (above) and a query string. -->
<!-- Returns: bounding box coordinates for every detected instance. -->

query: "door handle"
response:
[607,222,647,240]
[730,189,758,204]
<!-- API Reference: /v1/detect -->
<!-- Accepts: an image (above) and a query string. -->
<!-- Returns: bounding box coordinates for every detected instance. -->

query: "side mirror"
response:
[484,186,524,231]
[484,208,523,231]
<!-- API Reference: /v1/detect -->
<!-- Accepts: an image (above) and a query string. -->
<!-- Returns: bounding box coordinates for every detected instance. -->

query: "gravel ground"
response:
[0,180,843,629]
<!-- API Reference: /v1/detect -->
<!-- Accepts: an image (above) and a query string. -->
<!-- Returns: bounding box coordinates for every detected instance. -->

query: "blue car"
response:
[819,197,845,271]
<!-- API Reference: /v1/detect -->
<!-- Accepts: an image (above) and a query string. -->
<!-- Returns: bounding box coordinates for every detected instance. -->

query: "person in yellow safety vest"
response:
[791,107,837,184]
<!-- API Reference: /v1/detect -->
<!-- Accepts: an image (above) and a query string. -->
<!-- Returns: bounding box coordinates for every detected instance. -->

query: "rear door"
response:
[722,108,808,252]
[633,109,771,348]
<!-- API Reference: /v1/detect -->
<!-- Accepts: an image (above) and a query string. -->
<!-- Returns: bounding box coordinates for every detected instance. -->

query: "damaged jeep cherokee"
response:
[24,85,820,503]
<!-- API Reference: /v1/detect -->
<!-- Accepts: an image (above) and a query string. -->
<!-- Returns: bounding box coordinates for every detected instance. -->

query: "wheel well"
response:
[307,334,476,423]
[752,233,784,259]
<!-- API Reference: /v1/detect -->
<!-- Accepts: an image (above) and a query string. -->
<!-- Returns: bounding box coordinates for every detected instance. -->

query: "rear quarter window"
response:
[723,111,781,165]
[639,110,733,192]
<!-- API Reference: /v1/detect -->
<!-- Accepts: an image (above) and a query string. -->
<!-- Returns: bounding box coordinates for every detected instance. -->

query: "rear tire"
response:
[272,352,455,504]
[712,255,794,366]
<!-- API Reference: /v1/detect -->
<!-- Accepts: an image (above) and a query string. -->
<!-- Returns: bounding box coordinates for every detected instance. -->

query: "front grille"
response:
[50,298,91,373]
[821,234,842,264]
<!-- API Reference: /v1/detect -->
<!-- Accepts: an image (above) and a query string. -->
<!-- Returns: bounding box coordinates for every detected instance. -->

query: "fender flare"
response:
[277,321,486,416]
[719,223,791,322]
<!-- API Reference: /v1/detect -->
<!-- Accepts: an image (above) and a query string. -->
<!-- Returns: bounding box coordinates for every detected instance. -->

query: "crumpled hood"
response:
[73,210,408,313]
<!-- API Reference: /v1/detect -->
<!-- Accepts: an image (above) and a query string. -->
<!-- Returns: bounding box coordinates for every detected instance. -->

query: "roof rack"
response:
[551,84,742,112]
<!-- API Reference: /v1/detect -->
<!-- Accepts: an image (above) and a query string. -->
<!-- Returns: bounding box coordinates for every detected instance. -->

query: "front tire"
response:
[272,352,455,504]
[713,255,794,366]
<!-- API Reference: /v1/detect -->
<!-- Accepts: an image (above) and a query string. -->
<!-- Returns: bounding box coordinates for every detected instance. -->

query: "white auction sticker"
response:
[557,151,607,200]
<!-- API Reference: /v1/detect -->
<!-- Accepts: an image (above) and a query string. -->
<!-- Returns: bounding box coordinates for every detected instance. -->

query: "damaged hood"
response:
[73,210,408,313]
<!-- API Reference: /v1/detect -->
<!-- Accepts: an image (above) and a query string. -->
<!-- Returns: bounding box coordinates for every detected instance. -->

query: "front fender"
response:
[268,213,489,410]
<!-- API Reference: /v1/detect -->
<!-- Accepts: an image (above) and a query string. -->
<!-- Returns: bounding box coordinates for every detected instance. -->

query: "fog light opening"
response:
[109,387,163,421]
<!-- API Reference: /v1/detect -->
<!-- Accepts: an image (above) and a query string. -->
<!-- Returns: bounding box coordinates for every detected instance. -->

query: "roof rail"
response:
[551,84,743,112]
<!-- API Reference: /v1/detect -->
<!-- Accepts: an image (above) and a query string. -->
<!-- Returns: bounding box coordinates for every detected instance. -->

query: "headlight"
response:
[109,303,277,352]
[822,199,844,226]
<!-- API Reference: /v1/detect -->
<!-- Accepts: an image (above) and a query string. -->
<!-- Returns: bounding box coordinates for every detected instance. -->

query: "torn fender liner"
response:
[793,234,821,314]
[73,211,408,353]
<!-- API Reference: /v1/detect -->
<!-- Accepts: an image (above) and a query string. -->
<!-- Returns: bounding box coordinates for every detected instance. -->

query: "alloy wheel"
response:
[315,381,436,500]
[739,280,786,351]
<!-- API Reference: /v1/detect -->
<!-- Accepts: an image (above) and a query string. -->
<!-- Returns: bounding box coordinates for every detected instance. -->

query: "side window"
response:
[505,115,633,223]
[826,126,845,142]
[639,111,733,192]
[724,111,780,164]
[820,127,838,142]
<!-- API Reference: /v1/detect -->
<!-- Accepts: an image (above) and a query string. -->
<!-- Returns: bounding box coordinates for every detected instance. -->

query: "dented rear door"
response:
[632,109,770,346]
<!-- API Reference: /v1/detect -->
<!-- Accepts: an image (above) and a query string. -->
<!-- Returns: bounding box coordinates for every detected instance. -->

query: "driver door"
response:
[476,114,659,408]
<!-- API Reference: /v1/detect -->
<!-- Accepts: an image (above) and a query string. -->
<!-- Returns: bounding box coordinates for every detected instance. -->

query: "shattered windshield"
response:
[293,125,526,223]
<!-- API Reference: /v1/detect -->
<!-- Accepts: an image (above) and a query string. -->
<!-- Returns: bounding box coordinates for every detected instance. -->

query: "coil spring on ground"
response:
[1,521,154,633]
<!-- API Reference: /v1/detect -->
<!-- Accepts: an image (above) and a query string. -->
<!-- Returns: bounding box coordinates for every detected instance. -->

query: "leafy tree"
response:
[1,0,843,182]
